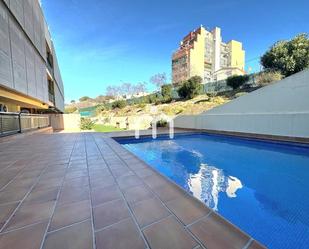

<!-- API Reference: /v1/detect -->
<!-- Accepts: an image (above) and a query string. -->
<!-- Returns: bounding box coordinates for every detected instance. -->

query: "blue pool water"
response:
[117,133,309,249]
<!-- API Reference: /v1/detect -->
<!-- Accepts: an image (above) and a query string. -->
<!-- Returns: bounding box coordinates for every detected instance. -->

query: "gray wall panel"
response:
[25,39,36,97]
[0,51,13,88]
[54,84,64,112]
[9,0,24,28]
[3,0,9,7]
[0,1,13,87]
[0,1,10,55]
[44,20,52,51]
[23,0,34,44]
[33,1,41,56]
[9,17,27,94]
[38,7,46,58]
[12,60,27,94]
[52,42,64,96]
[35,53,44,101]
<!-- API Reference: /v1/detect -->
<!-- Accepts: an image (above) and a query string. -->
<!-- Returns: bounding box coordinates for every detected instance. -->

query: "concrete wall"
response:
[174,69,309,138]
[109,115,153,130]
[0,0,64,112]
[50,114,81,131]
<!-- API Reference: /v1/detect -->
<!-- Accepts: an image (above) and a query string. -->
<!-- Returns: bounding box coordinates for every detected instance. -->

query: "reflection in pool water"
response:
[189,164,243,211]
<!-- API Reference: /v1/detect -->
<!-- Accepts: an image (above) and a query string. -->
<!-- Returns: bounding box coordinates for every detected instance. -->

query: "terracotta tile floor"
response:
[0,131,267,249]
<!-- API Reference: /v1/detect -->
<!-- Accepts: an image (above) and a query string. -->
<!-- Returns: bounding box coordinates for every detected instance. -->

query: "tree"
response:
[79,96,90,102]
[70,100,75,104]
[106,86,121,97]
[226,75,250,90]
[177,76,202,99]
[150,73,167,89]
[261,33,309,77]
[122,83,133,95]
[161,84,173,102]
[134,82,147,94]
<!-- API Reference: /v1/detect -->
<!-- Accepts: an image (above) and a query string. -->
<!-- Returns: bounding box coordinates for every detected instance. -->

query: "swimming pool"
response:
[117,133,309,249]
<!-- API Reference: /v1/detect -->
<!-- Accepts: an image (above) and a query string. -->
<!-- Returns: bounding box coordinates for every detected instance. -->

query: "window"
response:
[46,41,53,70]
[48,79,55,104]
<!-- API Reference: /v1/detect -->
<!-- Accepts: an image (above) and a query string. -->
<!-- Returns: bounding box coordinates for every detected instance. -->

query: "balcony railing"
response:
[0,112,50,137]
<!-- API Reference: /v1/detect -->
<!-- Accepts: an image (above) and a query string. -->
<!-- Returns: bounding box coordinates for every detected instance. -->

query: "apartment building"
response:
[172,26,245,84]
[0,0,64,113]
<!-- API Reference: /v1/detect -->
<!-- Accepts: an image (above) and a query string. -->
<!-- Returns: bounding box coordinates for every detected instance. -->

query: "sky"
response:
[41,0,309,103]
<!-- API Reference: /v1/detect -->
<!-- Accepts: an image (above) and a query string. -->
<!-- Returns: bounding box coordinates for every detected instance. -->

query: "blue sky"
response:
[41,0,309,102]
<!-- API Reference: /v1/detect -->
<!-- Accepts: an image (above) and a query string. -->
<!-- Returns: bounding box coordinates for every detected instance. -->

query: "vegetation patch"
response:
[80,118,95,130]
[255,70,283,86]
[93,124,124,132]
[64,106,77,114]
[112,100,127,109]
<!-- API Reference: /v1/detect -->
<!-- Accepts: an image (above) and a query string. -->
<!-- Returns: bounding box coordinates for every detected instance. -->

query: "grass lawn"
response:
[93,124,124,132]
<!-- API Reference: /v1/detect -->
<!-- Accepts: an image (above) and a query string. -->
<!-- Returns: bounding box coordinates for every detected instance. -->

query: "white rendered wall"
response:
[174,69,309,138]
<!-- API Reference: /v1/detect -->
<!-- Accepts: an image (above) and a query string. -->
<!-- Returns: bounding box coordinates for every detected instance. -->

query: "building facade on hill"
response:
[172,26,245,84]
[0,0,64,113]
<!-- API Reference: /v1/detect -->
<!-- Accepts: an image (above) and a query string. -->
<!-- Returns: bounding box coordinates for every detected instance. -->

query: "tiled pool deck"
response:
[0,130,266,249]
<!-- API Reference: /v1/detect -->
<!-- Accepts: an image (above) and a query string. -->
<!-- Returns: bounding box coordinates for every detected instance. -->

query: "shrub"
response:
[137,103,146,109]
[226,75,250,89]
[112,100,127,109]
[138,96,149,104]
[255,71,283,86]
[64,106,77,114]
[103,117,110,124]
[154,95,164,105]
[80,118,95,130]
[95,104,105,115]
[147,94,158,104]
[156,119,168,127]
[177,76,202,99]
[161,84,173,102]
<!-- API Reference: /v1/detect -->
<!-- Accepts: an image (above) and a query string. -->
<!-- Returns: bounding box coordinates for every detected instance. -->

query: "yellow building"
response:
[172,26,245,84]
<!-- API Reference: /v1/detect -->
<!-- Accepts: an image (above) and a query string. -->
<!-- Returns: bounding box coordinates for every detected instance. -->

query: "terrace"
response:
[0,130,265,249]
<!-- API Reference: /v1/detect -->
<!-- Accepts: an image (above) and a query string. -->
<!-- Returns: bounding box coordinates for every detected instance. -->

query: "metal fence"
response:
[0,112,50,137]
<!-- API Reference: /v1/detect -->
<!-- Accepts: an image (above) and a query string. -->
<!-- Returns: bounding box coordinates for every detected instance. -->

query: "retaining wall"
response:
[174,69,309,138]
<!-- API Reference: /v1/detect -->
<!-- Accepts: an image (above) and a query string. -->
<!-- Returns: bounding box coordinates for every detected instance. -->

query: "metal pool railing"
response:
[0,112,50,137]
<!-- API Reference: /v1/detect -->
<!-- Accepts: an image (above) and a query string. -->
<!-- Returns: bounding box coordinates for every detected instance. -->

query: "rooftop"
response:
[0,130,265,249]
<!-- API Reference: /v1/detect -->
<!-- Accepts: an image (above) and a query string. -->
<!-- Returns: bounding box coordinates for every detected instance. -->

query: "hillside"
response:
[97,94,230,117]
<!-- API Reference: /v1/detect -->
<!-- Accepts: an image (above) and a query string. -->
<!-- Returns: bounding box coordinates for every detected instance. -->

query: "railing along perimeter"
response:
[0,112,50,137]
